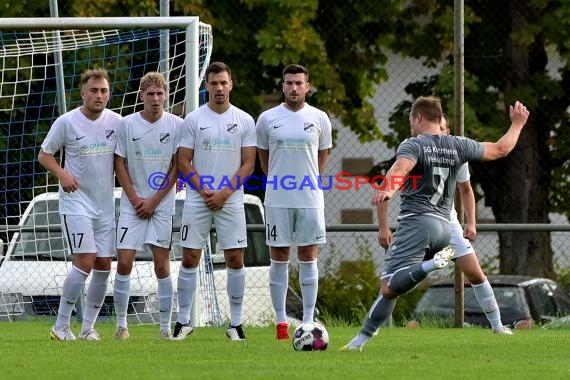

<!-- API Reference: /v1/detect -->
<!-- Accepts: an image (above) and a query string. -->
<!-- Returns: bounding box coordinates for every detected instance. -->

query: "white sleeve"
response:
[41,116,67,154]
[114,119,128,158]
[456,162,470,183]
[178,113,197,150]
[256,112,269,149]
[319,111,333,150]
[242,113,257,148]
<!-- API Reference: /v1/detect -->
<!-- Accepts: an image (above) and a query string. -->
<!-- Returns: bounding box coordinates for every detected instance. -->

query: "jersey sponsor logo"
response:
[273,124,284,129]
[315,234,325,240]
[157,238,169,243]
[303,123,316,133]
[105,130,116,140]
[200,138,233,152]
[135,148,168,161]
[226,123,238,133]
[199,126,210,130]
[132,136,143,141]
[160,133,171,143]
[75,135,86,140]
[80,142,113,155]
[238,239,246,243]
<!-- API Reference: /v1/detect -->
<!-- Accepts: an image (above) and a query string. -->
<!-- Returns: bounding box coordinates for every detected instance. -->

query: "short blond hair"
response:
[139,71,168,93]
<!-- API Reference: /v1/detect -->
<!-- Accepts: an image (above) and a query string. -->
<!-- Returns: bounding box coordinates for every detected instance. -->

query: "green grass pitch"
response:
[1,321,570,380]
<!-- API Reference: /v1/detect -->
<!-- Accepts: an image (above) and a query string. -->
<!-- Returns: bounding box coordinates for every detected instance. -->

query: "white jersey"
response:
[178,104,256,205]
[256,103,333,208]
[450,162,470,223]
[41,107,121,218]
[115,112,183,215]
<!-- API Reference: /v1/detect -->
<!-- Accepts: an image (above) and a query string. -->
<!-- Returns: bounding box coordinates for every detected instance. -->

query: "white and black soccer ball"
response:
[292,322,329,351]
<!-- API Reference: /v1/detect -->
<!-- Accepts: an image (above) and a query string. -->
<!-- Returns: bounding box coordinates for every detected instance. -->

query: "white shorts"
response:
[180,203,246,250]
[61,214,115,257]
[264,207,326,247]
[116,210,173,251]
[449,219,475,258]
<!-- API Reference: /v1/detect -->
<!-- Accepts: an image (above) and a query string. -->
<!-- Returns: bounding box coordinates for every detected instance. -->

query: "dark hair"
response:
[282,64,309,81]
[410,96,443,123]
[81,68,110,88]
[205,62,232,81]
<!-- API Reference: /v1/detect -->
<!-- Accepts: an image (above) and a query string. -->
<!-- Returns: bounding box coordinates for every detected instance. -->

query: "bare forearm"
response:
[38,151,66,178]
[150,155,179,203]
[377,201,389,229]
[258,149,269,176]
[114,156,137,201]
[459,184,476,226]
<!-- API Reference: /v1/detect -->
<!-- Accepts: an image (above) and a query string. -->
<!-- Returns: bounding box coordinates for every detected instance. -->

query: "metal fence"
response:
[2,2,570,322]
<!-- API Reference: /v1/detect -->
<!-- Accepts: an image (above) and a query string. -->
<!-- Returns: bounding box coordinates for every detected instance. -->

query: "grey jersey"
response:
[396,134,483,220]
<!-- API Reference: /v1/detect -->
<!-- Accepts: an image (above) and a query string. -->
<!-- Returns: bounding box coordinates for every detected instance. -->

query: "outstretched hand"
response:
[371,191,392,205]
[509,101,530,128]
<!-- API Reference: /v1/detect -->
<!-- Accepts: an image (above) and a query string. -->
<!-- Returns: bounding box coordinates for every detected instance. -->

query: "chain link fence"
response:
[2,1,570,323]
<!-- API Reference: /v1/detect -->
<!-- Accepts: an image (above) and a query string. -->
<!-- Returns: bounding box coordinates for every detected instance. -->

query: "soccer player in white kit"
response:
[39,69,122,341]
[173,62,257,341]
[256,64,333,340]
[113,72,183,340]
[440,115,511,334]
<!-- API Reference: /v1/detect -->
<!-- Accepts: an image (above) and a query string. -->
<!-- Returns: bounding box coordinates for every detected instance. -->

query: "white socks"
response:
[81,269,110,334]
[176,266,199,325]
[113,273,131,328]
[56,265,88,330]
[157,276,173,331]
[298,260,318,323]
[227,267,246,326]
[269,259,289,323]
[472,278,503,330]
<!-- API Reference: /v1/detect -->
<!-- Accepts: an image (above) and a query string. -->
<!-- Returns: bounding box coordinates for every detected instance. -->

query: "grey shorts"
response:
[382,214,450,278]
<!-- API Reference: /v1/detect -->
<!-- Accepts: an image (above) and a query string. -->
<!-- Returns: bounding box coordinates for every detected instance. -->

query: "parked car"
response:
[0,189,304,325]
[412,275,570,327]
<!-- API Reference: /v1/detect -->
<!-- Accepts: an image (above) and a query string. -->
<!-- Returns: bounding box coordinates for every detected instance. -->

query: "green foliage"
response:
[290,239,427,326]
[553,264,570,290]
[290,239,378,325]
[317,240,379,325]
[392,287,427,326]
[169,0,405,142]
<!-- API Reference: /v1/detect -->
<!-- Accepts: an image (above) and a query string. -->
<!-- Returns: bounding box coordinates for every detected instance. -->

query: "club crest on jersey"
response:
[226,123,238,134]
[160,133,171,143]
[303,123,316,133]
[105,130,116,140]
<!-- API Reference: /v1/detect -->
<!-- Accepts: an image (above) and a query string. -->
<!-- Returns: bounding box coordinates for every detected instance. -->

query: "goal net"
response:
[0,17,222,325]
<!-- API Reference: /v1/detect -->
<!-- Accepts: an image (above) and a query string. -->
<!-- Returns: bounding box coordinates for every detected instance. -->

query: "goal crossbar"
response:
[0,17,200,30]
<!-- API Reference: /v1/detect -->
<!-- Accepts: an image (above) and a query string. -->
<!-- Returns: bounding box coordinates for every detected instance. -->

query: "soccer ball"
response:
[292,322,329,351]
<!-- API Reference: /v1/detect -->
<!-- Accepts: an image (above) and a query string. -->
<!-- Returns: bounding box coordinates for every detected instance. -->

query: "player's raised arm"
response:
[481,101,529,160]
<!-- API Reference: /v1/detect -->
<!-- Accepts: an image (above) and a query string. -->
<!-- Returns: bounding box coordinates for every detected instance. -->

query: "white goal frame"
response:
[0,16,216,326]
[0,16,207,114]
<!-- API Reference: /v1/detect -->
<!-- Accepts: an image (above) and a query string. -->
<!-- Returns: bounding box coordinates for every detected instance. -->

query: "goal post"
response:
[0,17,217,325]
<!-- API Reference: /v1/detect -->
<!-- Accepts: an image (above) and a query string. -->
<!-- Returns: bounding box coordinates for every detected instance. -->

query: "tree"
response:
[384,0,570,277]
[2,1,569,276]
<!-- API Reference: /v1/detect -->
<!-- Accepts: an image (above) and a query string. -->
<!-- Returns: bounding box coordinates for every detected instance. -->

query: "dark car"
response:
[413,275,570,327]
